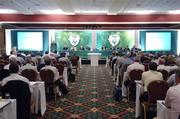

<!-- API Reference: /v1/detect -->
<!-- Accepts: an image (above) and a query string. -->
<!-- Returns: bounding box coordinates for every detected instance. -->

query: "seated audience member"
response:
[42,51,49,60]
[4,55,18,70]
[116,53,125,66]
[123,53,134,65]
[165,69,180,119]
[36,56,45,71]
[21,56,38,73]
[80,46,85,51]
[140,62,163,102]
[41,56,68,95]
[131,45,138,53]
[85,45,90,51]
[1,62,32,92]
[175,56,180,66]
[126,58,145,74]
[122,57,144,97]
[124,46,130,53]
[140,53,151,63]
[63,44,68,50]
[101,44,107,50]
[151,56,159,65]
[17,53,25,66]
[41,56,59,82]
[157,58,169,71]
[167,73,176,86]
[111,52,118,76]
[158,58,178,73]
[58,52,71,68]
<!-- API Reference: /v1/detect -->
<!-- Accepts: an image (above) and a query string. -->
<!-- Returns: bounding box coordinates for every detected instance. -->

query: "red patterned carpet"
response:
[39,65,135,119]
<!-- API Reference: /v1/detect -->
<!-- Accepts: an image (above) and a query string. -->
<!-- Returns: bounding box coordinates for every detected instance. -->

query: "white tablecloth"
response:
[63,67,68,87]
[157,100,171,119]
[122,72,129,97]
[105,58,109,68]
[0,99,16,119]
[135,80,144,118]
[30,81,46,116]
[79,57,82,68]
[157,100,180,119]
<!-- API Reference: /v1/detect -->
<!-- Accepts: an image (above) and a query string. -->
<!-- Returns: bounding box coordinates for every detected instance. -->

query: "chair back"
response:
[120,63,130,78]
[70,58,79,67]
[21,69,38,81]
[40,69,54,86]
[0,63,5,69]
[147,80,169,103]
[129,69,143,81]
[2,80,31,119]
[143,63,149,71]
[0,69,9,81]
[54,64,64,76]
[158,69,169,81]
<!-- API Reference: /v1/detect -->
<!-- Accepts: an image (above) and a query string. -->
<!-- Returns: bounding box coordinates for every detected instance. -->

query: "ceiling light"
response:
[41,9,64,14]
[127,10,155,14]
[40,9,75,15]
[107,13,117,15]
[75,10,107,14]
[0,9,17,14]
[168,10,180,14]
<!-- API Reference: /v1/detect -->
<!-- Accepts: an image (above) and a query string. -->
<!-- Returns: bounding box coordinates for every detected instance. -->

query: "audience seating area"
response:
[0,50,180,119]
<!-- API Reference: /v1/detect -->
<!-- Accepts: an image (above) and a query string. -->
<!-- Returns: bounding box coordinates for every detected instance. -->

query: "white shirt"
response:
[1,73,32,92]
[158,65,178,73]
[165,84,180,119]
[157,65,170,72]
[167,74,176,86]
[41,65,59,82]
[168,65,178,72]
[126,62,145,74]
[3,64,10,70]
[142,70,163,91]
[59,57,71,68]
[21,63,38,72]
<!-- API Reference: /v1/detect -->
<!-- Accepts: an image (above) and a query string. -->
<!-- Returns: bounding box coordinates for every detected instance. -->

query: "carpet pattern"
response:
[42,65,135,119]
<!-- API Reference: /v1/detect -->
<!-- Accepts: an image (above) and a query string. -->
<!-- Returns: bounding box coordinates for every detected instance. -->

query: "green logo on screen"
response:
[68,33,80,46]
[108,34,120,47]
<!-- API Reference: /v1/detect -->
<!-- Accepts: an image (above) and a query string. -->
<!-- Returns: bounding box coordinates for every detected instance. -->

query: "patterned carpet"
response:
[41,65,135,119]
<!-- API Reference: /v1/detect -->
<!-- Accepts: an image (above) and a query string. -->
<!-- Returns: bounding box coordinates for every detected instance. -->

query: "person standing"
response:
[165,69,180,119]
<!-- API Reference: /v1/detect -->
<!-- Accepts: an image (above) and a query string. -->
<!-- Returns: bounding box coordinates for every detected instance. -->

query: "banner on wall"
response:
[54,31,92,51]
[96,31,135,50]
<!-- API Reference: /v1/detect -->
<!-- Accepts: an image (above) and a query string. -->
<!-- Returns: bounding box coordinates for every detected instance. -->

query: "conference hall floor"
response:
[34,65,135,119]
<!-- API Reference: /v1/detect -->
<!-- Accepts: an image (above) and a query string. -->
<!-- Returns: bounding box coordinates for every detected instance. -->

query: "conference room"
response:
[0,0,180,119]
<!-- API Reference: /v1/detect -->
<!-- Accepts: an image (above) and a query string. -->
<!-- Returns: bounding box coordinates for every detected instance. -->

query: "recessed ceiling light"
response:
[40,9,74,15]
[107,13,117,15]
[168,10,180,14]
[41,9,64,14]
[75,10,107,14]
[0,9,17,14]
[127,10,155,14]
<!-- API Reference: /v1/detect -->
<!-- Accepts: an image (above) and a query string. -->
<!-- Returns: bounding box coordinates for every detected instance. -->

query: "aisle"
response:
[43,65,135,119]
